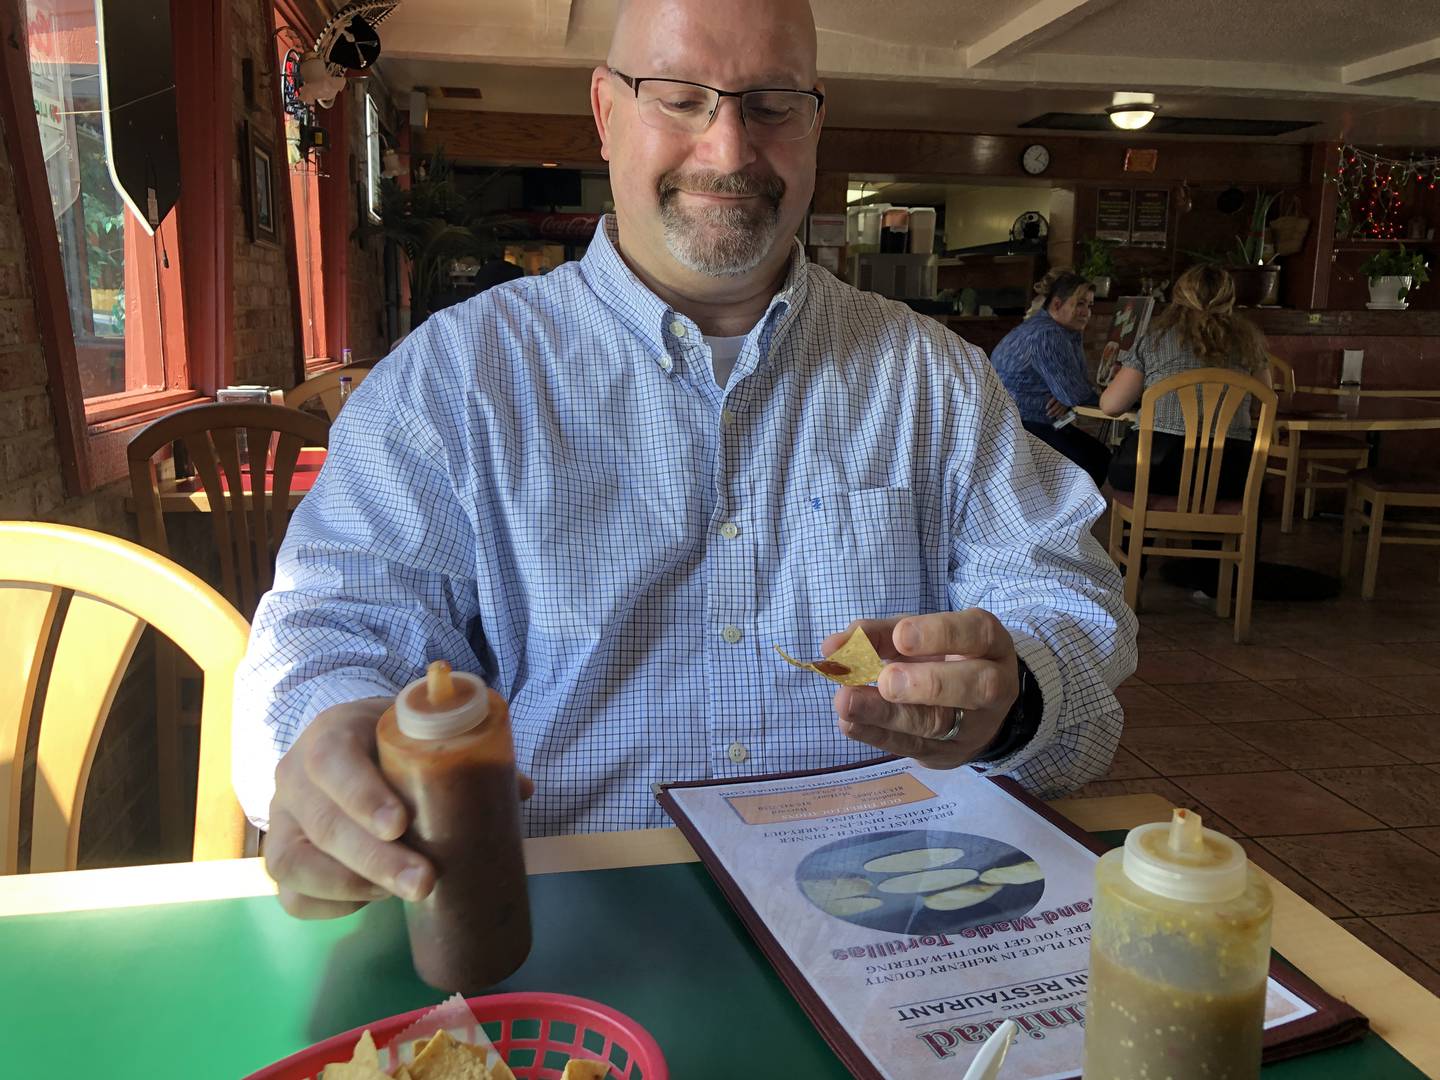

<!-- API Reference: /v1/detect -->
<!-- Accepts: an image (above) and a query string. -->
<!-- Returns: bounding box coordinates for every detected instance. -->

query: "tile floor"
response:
[1087,512,1440,995]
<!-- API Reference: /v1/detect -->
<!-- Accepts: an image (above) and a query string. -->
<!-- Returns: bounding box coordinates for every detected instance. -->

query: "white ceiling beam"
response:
[542,0,575,46]
[965,0,1120,68]
[1342,36,1440,85]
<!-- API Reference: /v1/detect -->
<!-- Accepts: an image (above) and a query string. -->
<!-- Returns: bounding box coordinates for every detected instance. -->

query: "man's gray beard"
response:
[660,199,780,277]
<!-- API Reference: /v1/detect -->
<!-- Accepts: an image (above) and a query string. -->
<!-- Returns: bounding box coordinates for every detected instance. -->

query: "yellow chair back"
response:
[0,522,250,874]
[283,361,376,420]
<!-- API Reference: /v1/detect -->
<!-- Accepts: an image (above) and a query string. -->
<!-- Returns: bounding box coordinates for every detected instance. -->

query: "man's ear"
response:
[591,66,615,162]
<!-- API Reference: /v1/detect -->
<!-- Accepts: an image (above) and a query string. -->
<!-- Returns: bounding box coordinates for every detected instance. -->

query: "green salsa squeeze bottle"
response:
[376,660,532,991]
[1083,808,1273,1080]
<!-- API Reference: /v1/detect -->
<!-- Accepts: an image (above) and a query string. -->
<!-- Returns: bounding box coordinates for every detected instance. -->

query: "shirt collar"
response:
[579,214,811,366]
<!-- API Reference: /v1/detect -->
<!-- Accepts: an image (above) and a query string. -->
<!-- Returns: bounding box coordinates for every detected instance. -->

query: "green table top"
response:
[0,860,1424,1078]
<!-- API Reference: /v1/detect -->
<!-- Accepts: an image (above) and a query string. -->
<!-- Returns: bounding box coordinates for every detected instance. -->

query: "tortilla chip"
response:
[876,868,979,894]
[821,895,885,917]
[775,626,884,686]
[322,1031,390,1080]
[923,883,1002,911]
[560,1060,612,1080]
[864,847,965,874]
[487,1058,518,1080]
[395,1070,415,1080]
[409,1030,490,1080]
[979,860,1044,886]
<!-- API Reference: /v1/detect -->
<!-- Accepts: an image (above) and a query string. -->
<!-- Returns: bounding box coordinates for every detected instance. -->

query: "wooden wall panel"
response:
[422,110,605,167]
[419,110,1309,188]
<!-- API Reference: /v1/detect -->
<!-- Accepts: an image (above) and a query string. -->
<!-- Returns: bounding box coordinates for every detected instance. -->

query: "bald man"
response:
[238,0,1136,920]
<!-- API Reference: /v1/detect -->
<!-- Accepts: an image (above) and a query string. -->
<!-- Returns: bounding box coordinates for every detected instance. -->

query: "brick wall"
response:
[231,0,299,387]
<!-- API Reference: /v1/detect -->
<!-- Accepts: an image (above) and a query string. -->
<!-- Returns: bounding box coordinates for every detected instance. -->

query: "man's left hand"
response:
[825,610,1020,769]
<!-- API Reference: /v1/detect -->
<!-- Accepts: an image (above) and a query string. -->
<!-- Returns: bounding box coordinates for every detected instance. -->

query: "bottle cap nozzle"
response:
[1167,807,1204,855]
[426,660,456,707]
[396,660,489,740]
[1122,807,1247,903]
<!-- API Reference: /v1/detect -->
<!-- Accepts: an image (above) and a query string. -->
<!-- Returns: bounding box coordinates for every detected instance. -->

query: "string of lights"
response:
[1331,144,1440,240]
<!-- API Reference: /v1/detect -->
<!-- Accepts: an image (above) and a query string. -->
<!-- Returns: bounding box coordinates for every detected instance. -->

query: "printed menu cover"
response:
[656,758,1366,1080]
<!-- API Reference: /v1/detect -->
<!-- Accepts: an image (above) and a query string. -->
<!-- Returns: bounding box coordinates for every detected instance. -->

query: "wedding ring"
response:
[937,708,965,742]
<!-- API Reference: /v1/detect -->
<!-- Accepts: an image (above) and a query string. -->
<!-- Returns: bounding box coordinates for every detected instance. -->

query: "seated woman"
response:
[990,269,1110,487]
[1101,264,1266,501]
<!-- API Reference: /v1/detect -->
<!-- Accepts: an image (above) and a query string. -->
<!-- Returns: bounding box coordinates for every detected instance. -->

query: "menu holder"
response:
[657,758,1366,1080]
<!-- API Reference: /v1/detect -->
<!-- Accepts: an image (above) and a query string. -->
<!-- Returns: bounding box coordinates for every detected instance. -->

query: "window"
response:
[4,0,229,492]
[365,93,382,223]
[23,0,176,405]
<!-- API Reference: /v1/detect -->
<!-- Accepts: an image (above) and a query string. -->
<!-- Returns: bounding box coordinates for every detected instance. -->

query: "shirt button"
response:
[670,321,687,338]
[728,741,749,764]
[720,522,739,539]
[721,625,742,644]
[658,355,673,372]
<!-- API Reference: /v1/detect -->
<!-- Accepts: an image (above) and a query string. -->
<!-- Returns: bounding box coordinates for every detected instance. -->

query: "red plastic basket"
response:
[243,992,668,1080]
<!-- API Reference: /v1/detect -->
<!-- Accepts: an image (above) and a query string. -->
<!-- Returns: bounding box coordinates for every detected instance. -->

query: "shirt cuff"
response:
[233,675,400,831]
[971,632,1062,778]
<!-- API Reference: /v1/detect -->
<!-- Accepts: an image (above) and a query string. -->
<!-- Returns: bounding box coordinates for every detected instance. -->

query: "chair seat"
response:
[1109,489,1243,515]
[1351,469,1440,495]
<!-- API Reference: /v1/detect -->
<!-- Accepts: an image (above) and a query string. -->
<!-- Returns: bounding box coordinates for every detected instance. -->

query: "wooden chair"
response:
[128,402,326,847]
[1107,368,1278,644]
[1264,354,1369,533]
[127,402,330,618]
[283,361,376,420]
[1340,470,1440,600]
[0,521,250,873]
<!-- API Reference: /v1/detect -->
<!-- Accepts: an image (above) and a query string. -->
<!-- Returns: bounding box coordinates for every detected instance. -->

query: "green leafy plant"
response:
[1233,189,1280,266]
[357,148,520,326]
[1359,244,1430,300]
[1076,237,1118,280]
[1187,189,1284,269]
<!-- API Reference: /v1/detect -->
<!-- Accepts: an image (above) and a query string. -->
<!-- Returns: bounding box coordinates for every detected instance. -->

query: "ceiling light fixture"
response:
[1107,91,1157,131]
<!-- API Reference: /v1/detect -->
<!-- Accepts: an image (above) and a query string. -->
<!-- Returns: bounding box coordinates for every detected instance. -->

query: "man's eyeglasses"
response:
[609,69,823,143]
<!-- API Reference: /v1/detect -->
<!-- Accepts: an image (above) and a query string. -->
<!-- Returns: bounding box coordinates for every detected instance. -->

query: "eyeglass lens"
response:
[633,80,817,141]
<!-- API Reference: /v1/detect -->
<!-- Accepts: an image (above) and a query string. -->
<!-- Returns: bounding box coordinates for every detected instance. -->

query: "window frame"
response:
[0,0,231,494]
[275,0,351,377]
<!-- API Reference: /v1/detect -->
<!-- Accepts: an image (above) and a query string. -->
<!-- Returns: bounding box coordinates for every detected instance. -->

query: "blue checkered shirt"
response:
[989,309,1099,425]
[234,217,1137,836]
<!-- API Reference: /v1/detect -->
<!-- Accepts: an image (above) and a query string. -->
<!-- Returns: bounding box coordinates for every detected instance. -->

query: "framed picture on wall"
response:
[244,121,280,247]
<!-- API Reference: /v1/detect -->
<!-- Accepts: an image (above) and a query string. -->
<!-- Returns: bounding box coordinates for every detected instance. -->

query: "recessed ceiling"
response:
[373,0,1440,143]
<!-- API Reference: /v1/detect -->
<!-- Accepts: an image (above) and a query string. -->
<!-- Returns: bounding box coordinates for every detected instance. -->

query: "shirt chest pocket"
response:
[781,486,928,631]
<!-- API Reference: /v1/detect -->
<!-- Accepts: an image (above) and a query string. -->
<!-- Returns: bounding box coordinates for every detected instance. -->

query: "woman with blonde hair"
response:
[1100,263,1267,498]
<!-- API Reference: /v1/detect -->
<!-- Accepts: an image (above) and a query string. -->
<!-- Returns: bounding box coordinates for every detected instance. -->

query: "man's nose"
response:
[693,97,758,174]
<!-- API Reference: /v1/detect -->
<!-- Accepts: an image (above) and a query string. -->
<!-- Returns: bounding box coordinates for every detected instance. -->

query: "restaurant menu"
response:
[657,759,1365,1080]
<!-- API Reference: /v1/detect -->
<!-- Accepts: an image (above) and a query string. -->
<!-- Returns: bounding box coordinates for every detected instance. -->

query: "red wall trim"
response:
[173,0,233,394]
[320,91,351,362]
[0,0,91,494]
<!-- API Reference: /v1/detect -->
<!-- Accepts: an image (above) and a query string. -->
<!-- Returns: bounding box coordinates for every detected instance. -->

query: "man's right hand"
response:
[265,697,432,919]
[1044,396,1068,420]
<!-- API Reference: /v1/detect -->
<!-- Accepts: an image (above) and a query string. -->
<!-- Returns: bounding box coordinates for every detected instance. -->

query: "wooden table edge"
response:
[2,793,1434,1074]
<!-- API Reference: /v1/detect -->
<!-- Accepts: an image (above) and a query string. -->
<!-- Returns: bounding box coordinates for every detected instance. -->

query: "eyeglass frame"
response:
[607,67,825,141]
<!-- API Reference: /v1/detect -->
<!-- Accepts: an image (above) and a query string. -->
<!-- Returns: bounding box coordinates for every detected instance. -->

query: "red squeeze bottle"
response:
[376,660,532,991]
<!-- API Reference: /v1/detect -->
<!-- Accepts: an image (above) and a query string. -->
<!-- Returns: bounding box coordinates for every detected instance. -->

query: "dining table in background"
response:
[1,793,1436,1079]
[124,446,328,515]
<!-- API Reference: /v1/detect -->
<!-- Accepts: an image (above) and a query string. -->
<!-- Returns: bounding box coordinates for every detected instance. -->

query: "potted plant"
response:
[1077,237,1118,298]
[1225,189,1282,306]
[359,149,517,329]
[1359,244,1430,308]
